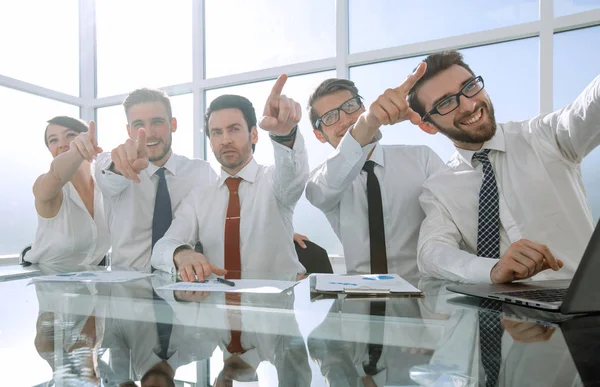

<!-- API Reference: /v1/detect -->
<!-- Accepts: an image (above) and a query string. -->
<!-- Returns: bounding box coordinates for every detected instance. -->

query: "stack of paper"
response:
[314,274,422,295]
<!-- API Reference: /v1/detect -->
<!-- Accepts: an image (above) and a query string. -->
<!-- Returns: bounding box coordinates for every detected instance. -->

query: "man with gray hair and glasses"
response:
[305,63,445,277]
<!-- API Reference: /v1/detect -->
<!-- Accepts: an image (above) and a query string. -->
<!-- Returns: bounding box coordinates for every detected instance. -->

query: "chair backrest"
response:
[20,245,110,267]
[295,240,333,274]
[20,244,32,264]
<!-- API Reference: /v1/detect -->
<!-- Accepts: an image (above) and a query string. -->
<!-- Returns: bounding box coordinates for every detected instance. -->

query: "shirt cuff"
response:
[271,129,306,154]
[94,152,114,172]
[467,258,499,284]
[152,242,191,276]
[338,127,376,160]
[355,363,367,378]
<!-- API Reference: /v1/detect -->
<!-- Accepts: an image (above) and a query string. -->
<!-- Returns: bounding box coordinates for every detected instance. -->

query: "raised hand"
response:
[258,74,302,136]
[364,61,427,130]
[110,127,150,183]
[71,120,103,162]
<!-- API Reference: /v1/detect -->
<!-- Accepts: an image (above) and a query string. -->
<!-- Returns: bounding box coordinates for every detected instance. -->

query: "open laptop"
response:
[447,220,600,314]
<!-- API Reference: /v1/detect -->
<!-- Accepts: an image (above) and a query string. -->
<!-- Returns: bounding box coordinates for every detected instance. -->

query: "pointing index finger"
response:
[269,74,288,99]
[136,128,147,156]
[396,61,427,94]
[88,121,98,146]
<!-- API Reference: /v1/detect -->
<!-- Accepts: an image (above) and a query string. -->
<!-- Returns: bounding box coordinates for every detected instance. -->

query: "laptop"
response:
[447,220,600,314]
[561,314,600,386]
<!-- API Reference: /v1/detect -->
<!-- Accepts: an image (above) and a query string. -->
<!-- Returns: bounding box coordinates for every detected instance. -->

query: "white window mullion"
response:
[193,0,206,159]
[539,0,554,114]
[336,0,349,79]
[79,0,97,122]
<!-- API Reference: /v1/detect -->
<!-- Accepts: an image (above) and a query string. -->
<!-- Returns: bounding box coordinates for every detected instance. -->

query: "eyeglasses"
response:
[315,95,363,129]
[422,76,485,121]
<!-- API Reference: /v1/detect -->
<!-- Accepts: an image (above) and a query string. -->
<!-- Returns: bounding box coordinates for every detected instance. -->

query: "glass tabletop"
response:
[0,265,597,387]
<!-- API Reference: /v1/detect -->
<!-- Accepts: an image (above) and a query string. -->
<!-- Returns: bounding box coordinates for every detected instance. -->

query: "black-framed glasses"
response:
[422,76,485,121]
[315,95,363,129]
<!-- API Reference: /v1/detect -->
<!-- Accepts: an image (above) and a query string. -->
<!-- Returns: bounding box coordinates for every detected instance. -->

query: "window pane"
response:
[554,26,600,221]
[0,0,79,95]
[204,0,335,78]
[554,0,600,17]
[0,87,79,255]
[205,71,343,255]
[96,0,192,96]
[97,94,194,159]
[350,38,539,162]
[349,0,539,53]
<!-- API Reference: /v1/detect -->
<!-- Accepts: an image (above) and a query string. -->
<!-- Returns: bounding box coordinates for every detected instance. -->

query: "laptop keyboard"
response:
[498,288,568,303]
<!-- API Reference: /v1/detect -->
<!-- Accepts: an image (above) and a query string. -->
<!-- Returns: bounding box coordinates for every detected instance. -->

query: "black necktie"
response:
[363,300,386,376]
[473,150,499,258]
[363,161,387,274]
[152,167,172,249]
[473,150,502,387]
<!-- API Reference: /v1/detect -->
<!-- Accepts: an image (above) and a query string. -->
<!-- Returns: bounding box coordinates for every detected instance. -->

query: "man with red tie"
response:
[151,75,308,282]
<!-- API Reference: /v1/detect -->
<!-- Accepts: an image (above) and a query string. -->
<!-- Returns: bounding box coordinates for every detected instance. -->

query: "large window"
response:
[0,87,79,255]
[349,0,538,53]
[350,38,539,162]
[96,0,193,96]
[97,94,195,158]
[0,1,599,261]
[204,0,336,78]
[554,26,600,221]
[0,0,79,95]
[205,71,342,255]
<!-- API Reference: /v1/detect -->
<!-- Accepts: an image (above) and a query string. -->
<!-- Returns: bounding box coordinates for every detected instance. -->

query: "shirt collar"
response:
[456,124,506,168]
[145,153,177,177]
[369,143,385,167]
[218,157,259,187]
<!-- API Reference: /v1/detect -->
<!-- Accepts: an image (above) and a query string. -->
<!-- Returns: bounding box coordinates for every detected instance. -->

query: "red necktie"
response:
[224,177,243,353]
[224,177,242,279]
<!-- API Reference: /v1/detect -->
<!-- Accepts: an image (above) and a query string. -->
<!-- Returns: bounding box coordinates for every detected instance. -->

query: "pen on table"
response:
[217,277,235,287]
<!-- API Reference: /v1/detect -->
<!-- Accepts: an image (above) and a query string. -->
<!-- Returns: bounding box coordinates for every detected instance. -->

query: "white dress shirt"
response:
[152,134,309,275]
[305,130,445,277]
[93,152,217,270]
[27,182,110,266]
[418,75,600,283]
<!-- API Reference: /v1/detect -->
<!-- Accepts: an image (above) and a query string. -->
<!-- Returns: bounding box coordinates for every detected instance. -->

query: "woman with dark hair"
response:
[26,116,110,265]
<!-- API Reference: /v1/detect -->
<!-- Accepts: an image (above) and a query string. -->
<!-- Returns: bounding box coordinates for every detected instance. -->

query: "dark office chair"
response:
[20,244,109,267]
[295,240,333,274]
[20,244,32,265]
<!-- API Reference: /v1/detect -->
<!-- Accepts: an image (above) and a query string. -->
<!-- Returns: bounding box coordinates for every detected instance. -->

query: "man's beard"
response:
[148,136,172,163]
[431,100,497,145]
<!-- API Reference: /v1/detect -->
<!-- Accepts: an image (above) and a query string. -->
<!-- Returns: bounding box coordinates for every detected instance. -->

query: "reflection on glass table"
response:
[0,266,596,386]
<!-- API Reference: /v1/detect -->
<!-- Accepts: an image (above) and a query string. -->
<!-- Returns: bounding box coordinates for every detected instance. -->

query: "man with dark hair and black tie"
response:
[407,50,600,284]
[305,64,446,277]
[151,74,308,281]
[94,88,218,270]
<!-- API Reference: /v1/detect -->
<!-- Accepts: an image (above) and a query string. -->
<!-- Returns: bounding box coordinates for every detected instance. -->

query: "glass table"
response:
[0,265,597,386]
